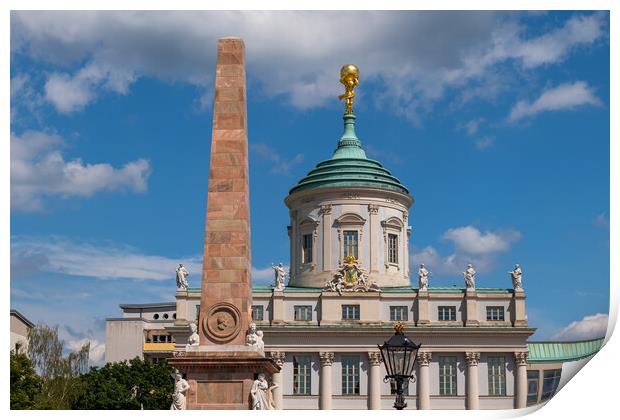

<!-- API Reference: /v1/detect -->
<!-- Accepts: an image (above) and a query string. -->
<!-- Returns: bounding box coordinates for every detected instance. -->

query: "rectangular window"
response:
[438,306,457,321]
[195,304,200,321]
[343,230,359,259]
[540,369,561,401]
[293,355,312,395]
[527,370,540,405]
[302,234,313,263]
[294,305,313,321]
[251,305,264,321]
[341,355,360,395]
[390,306,408,321]
[342,304,360,320]
[390,379,409,395]
[486,306,505,321]
[487,356,507,396]
[388,233,398,264]
[439,356,458,396]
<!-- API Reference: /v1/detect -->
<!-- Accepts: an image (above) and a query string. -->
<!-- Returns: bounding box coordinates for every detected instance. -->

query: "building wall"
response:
[105,319,145,363]
[10,314,31,353]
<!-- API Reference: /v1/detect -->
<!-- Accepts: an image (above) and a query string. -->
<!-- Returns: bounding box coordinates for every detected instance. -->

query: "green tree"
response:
[10,351,43,409]
[73,358,174,410]
[27,324,90,409]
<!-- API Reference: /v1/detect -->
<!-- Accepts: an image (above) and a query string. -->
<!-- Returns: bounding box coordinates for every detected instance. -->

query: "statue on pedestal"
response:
[170,370,189,410]
[251,373,278,410]
[338,64,359,114]
[245,322,264,351]
[463,263,476,290]
[185,322,199,350]
[272,263,286,291]
[176,264,189,290]
[418,263,430,291]
[509,264,523,291]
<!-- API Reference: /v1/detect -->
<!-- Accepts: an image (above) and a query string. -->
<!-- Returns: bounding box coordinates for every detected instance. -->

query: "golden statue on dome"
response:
[338,64,359,114]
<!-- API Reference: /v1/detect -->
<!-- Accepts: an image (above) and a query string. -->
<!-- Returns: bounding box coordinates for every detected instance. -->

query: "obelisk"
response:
[169,37,279,410]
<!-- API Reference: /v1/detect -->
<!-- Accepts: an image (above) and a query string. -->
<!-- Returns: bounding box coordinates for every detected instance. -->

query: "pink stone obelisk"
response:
[169,37,278,410]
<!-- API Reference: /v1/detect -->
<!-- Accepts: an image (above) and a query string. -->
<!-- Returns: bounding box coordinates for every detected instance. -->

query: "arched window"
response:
[335,213,366,263]
[381,217,404,271]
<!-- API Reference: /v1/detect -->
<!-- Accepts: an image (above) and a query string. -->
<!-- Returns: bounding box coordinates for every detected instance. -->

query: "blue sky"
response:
[9,11,610,364]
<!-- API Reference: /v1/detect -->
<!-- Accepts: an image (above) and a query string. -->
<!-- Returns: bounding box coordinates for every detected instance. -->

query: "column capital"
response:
[417,351,432,366]
[368,351,382,366]
[514,351,529,366]
[320,204,332,215]
[270,351,286,367]
[465,352,481,366]
[368,204,380,215]
[319,352,335,366]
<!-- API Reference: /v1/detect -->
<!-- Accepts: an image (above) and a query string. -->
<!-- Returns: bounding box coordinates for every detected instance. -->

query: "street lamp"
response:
[378,322,421,410]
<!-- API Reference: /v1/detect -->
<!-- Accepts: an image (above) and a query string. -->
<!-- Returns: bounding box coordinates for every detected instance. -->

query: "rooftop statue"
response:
[338,64,359,114]
[463,263,476,290]
[418,263,430,291]
[272,262,287,291]
[509,264,523,291]
[176,264,189,290]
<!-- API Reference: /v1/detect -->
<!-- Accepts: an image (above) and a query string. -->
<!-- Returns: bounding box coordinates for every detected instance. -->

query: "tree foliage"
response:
[72,358,174,410]
[27,324,90,409]
[10,351,42,409]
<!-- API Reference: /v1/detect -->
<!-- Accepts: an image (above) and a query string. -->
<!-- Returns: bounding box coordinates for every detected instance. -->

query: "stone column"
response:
[270,351,286,410]
[403,212,410,278]
[465,352,480,410]
[513,290,527,326]
[417,352,432,410]
[368,204,379,273]
[321,205,332,272]
[514,352,528,409]
[367,352,382,410]
[319,352,335,410]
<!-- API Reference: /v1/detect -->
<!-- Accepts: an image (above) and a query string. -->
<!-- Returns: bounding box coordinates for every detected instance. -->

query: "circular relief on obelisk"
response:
[204,302,242,343]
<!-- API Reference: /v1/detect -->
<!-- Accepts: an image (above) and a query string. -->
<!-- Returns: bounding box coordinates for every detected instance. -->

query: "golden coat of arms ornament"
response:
[325,255,380,295]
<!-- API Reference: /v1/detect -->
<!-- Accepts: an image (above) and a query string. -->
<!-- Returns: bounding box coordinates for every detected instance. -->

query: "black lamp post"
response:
[378,322,421,410]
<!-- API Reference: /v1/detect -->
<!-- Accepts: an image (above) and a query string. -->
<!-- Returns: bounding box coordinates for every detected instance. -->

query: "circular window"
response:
[153,313,159,320]
[163,313,169,319]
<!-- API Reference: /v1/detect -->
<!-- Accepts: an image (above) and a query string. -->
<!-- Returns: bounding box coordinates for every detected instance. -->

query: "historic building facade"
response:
[106,94,603,410]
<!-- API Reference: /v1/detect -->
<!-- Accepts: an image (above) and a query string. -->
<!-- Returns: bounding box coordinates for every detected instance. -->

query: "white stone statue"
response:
[463,263,476,289]
[185,322,199,350]
[176,264,189,290]
[245,322,264,351]
[272,262,286,291]
[509,264,523,291]
[170,370,189,410]
[250,373,278,410]
[418,263,430,291]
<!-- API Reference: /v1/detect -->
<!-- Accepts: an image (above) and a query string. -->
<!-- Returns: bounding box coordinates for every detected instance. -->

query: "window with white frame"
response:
[390,306,408,321]
[439,356,457,396]
[438,306,457,321]
[527,370,540,405]
[343,230,358,259]
[341,355,360,395]
[486,306,505,321]
[487,356,506,396]
[388,233,398,264]
[294,305,313,321]
[302,234,313,263]
[540,369,561,401]
[342,304,360,320]
[293,355,312,395]
[251,305,264,321]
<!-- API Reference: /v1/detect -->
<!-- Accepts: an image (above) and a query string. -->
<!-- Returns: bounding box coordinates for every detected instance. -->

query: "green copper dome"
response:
[289,113,410,196]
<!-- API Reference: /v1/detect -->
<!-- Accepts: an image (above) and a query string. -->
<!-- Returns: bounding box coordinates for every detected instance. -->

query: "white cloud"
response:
[551,313,608,341]
[442,225,521,254]
[411,225,522,277]
[508,81,602,122]
[250,143,304,176]
[11,130,151,211]
[474,136,494,150]
[67,337,106,366]
[10,11,607,119]
[11,236,202,281]
[593,212,609,228]
[252,264,289,284]
[462,118,485,136]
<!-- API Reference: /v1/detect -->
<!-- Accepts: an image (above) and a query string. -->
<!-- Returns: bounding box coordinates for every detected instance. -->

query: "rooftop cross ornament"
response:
[338,64,359,114]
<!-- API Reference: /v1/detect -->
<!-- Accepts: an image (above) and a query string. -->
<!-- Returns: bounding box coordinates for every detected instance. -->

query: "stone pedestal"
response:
[416,290,430,325]
[513,291,528,327]
[465,290,479,326]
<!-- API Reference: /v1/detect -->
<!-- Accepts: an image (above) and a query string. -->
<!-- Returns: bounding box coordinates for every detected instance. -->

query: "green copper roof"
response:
[527,338,604,363]
[289,113,410,196]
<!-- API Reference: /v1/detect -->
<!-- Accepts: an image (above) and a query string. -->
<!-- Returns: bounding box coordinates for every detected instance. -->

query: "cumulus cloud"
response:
[508,81,602,122]
[66,337,106,366]
[551,313,608,341]
[411,225,522,277]
[11,130,151,211]
[10,11,607,120]
[11,236,202,281]
[250,143,303,176]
